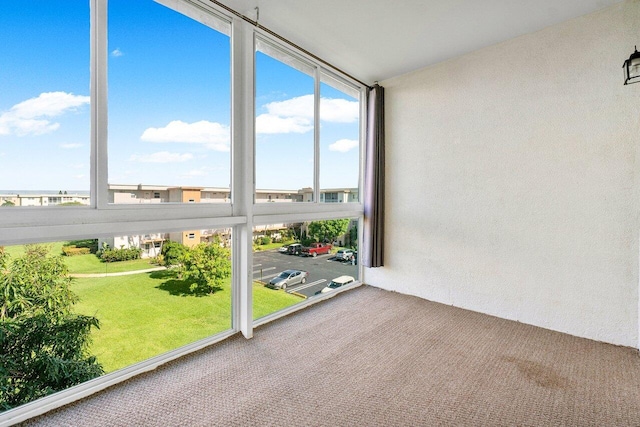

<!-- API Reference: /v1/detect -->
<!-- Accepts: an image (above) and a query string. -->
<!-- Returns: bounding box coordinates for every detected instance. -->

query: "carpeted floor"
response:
[25,285,640,426]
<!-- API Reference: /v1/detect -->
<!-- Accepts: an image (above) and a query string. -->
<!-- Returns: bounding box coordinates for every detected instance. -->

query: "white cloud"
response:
[140,120,230,151]
[129,151,194,163]
[256,94,359,135]
[329,139,359,153]
[0,92,90,137]
[60,143,83,149]
[255,114,312,134]
[320,98,359,123]
[111,48,124,57]
[74,174,86,179]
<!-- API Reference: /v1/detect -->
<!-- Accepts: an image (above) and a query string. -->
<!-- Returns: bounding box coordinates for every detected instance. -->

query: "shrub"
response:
[161,241,187,267]
[301,237,315,247]
[67,239,99,253]
[98,247,142,263]
[260,236,272,245]
[62,246,91,256]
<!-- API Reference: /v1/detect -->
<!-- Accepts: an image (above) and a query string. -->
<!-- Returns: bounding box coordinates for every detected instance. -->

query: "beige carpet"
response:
[25,286,640,426]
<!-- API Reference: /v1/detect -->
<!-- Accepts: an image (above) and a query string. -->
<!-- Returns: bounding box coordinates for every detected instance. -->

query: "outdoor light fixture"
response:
[623,46,640,85]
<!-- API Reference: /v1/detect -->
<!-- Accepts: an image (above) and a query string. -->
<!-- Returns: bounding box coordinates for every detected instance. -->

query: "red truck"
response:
[301,242,332,257]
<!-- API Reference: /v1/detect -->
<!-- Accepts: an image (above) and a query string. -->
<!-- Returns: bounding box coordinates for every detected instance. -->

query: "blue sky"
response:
[0,1,360,192]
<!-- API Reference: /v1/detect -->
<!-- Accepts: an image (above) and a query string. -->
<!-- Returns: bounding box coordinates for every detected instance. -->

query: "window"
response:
[320,73,361,203]
[1,231,232,400]
[255,39,315,203]
[107,0,231,204]
[0,1,90,202]
[0,0,364,419]
[253,218,359,322]
[254,38,362,206]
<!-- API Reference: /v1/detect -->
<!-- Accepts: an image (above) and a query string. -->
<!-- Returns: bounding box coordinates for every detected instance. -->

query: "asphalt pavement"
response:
[253,249,358,298]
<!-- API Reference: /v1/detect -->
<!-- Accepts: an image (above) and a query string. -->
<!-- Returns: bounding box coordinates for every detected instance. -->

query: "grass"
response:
[253,239,296,252]
[3,242,156,274]
[5,241,304,372]
[253,281,302,319]
[72,271,302,372]
[65,255,155,274]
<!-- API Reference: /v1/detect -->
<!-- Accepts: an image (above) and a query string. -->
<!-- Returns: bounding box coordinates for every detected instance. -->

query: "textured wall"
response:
[365,1,640,348]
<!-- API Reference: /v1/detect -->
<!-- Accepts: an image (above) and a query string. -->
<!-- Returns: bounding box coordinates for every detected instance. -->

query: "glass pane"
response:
[320,75,360,203]
[0,2,90,204]
[253,218,359,321]
[108,1,231,204]
[255,44,315,203]
[0,229,232,409]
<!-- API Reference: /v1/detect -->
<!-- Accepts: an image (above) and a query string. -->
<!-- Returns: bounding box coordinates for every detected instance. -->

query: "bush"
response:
[301,237,315,247]
[259,236,272,245]
[62,246,91,256]
[161,241,187,267]
[98,247,142,263]
[67,239,98,253]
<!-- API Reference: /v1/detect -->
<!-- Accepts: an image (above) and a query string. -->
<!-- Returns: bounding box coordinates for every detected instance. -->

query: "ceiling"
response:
[216,0,623,85]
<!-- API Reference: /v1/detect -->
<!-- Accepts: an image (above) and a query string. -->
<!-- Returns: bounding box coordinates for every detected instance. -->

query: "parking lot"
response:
[253,248,358,298]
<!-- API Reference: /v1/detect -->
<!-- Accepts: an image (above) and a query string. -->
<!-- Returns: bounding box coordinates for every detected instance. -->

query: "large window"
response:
[1,230,232,391]
[0,0,365,420]
[0,2,90,202]
[319,73,361,203]
[108,0,231,204]
[255,41,315,202]
[252,218,359,322]
[254,39,362,205]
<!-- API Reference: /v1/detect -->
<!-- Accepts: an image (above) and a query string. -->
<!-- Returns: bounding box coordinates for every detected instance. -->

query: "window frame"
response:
[0,0,366,423]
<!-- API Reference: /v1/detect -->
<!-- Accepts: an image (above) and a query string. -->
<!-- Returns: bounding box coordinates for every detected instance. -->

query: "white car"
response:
[335,249,354,261]
[320,275,355,293]
[278,245,289,253]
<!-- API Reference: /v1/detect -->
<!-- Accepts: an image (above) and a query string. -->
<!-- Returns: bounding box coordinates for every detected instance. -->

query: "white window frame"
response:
[0,0,366,424]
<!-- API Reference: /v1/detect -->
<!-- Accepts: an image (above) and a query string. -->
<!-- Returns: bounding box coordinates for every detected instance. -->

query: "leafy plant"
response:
[0,245,103,410]
[161,241,187,267]
[98,247,142,263]
[307,219,350,244]
[180,240,231,294]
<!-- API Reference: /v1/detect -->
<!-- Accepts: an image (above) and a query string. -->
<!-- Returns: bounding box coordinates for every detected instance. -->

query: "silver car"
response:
[267,269,308,290]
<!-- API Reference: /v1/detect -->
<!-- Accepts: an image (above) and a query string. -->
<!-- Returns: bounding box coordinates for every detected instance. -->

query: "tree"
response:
[161,241,187,267]
[307,219,350,244]
[180,240,231,294]
[0,245,103,410]
[1,201,14,207]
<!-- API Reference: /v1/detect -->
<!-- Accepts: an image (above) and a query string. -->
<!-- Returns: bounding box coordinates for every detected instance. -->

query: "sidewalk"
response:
[70,266,166,278]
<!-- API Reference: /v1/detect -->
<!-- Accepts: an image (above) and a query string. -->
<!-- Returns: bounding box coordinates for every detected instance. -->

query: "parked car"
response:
[301,242,332,257]
[278,245,289,253]
[287,243,303,255]
[267,269,308,290]
[320,275,355,293]
[335,249,354,261]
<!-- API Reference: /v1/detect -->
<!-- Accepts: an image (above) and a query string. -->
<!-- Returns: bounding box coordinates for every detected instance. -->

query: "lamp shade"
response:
[623,46,640,85]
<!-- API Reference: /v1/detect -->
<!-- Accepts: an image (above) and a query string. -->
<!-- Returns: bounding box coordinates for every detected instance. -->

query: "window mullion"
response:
[92,0,108,209]
[231,18,255,339]
[314,66,321,204]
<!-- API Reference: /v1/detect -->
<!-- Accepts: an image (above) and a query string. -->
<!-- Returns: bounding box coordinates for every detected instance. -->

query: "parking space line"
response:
[259,273,279,281]
[288,279,326,293]
[252,266,276,275]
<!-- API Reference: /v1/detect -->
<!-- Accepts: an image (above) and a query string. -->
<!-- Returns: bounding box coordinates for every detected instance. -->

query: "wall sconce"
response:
[623,46,640,85]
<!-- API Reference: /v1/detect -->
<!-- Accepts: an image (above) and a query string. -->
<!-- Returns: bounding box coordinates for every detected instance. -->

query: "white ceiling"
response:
[217,0,623,85]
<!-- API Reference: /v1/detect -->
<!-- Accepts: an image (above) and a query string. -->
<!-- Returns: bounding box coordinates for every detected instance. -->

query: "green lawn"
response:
[3,242,155,274]
[73,271,302,373]
[65,255,155,274]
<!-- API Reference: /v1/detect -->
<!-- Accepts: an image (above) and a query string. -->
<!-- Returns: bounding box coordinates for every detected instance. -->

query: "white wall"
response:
[365,1,640,348]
